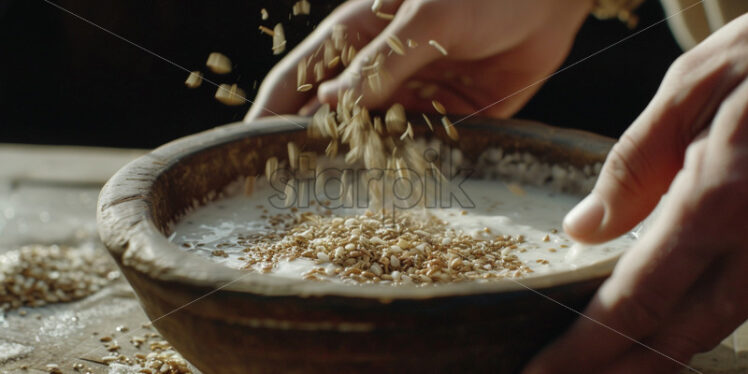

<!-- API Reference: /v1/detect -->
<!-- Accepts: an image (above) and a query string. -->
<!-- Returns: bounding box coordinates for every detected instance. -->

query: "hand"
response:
[246,0,592,121]
[524,14,748,374]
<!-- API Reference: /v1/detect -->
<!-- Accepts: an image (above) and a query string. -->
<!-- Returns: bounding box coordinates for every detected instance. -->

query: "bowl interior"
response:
[97,115,617,299]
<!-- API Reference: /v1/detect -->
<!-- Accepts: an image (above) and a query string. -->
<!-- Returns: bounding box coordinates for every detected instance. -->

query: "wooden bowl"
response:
[97,116,616,374]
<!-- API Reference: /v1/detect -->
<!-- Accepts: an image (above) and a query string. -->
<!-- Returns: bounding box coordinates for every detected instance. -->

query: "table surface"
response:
[0,144,745,374]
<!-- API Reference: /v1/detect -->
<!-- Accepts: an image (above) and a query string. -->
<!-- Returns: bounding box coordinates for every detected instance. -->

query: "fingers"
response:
[523,163,727,374]
[601,250,748,374]
[317,0,449,109]
[564,37,748,244]
[245,0,400,122]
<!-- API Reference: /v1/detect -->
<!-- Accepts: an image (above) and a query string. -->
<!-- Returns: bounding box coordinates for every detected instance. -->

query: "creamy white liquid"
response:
[170,178,636,282]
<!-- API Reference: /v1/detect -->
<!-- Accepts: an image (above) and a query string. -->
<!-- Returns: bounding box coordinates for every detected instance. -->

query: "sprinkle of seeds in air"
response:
[432,100,446,115]
[205,52,232,74]
[215,84,246,106]
[428,40,448,56]
[184,71,203,89]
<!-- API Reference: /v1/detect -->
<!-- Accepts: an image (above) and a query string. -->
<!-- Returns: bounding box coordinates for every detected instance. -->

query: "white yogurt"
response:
[170,178,636,282]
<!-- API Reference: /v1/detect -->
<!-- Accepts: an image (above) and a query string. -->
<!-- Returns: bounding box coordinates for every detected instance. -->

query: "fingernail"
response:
[564,194,605,238]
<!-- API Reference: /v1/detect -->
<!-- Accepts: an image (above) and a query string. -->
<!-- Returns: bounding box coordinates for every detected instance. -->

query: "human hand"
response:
[246,0,593,121]
[524,13,748,374]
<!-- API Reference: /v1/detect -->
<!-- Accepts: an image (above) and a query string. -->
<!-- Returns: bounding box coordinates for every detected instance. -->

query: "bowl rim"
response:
[97,115,621,299]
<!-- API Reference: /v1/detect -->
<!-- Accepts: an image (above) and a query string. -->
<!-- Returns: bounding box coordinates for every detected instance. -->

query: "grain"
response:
[441,116,459,140]
[314,61,325,82]
[261,8,269,20]
[292,0,311,16]
[272,23,286,55]
[407,39,418,48]
[235,210,531,285]
[205,52,232,74]
[375,12,395,20]
[297,83,313,92]
[287,142,300,169]
[385,103,406,133]
[184,71,203,89]
[386,34,406,55]
[428,40,448,56]
[265,157,278,181]
[0,244,117,312]
[422,113,434,131]
[432,100,446,115]
[297,60,307,88]
[371,0,383,13]
[258,25,275,36]
[214,84,246,106]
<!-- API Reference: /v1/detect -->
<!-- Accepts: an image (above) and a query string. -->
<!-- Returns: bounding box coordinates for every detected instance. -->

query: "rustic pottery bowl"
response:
[97,116,617,374]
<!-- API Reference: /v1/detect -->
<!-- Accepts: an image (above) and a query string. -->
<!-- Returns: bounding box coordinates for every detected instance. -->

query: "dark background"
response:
[0,0,682,149]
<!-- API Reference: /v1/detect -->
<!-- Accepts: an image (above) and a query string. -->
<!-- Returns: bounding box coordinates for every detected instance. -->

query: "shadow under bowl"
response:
[97,116,616,374]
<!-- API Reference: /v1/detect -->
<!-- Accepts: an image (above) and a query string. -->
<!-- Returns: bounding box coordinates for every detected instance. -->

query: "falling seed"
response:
[346,45,357,67]
[386,34,406,55]
[261,8,269,20]
[288,142,300,170]
[441,116,459,140]
[298,83,313,92]
[206,52,232,74]
[297,60,307,88]
[422,113,434,131]
[407,39,418,48]
[428,40,448,56]
[371,0,383,12]
[184,71,203,88]
[314,61,324,82]
[367,73,383,94]
[265,157,278,181]
[215,84,246,106]
[258,25,275,36]
[432,100,446,115]
[376,11,395,20]
[273,23,287,55]
[400,122,414,140]
[385,103,407,133]
[327,55,341,69]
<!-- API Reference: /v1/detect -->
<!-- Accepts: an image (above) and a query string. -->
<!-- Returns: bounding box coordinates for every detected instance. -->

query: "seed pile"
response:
[0,244,118,312]
[237,209,531,285]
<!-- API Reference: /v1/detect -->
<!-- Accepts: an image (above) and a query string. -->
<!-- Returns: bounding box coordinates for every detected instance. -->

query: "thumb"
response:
[318,2,445,108]
[564,103,687,244]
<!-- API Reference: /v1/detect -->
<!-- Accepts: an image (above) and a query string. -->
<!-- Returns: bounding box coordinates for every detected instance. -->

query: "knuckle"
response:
[614,286,671,333]
[600,133,648,197]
